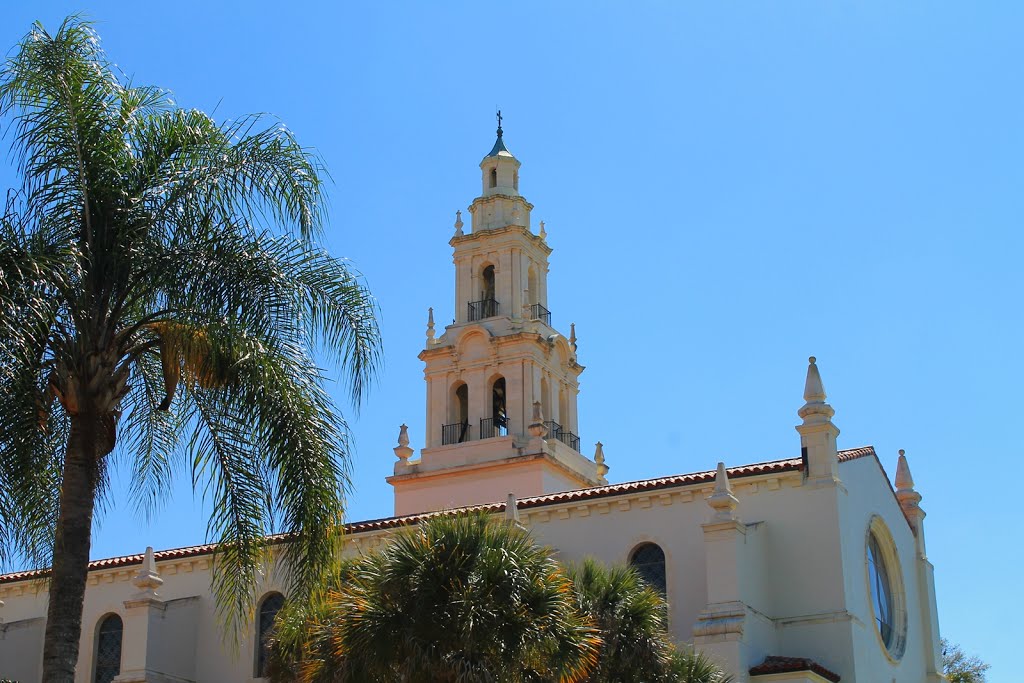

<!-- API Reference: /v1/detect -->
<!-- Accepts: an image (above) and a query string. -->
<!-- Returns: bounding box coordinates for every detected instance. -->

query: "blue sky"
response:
[3,2,1020,679]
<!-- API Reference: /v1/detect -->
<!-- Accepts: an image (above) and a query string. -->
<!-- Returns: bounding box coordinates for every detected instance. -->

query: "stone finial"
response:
[132,546,164,597]
[394,424,413,461]
[505,492,521,523]
[528,401,548,438]
[426,307,436,343]
[569,323,577,353]
[539,220,547,239]
[798,356,835,425]
[895,449,922,509]
[594,442,609,484]
[454,210,464,237]
[707,462,740,522]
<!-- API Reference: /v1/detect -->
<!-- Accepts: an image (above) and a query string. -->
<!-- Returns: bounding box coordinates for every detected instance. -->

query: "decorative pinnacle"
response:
[454,210,464,237]
[707,462,740,521]
[539,220,547,239]
[132,546,164,596]
[505,492,520,523]
[895,449,923,520]
[798,355,835,424]
[569,323,577,352]
[594,442,609,483]
[528,401,548,438]
[426,307,435,342]
[394,424,413,461]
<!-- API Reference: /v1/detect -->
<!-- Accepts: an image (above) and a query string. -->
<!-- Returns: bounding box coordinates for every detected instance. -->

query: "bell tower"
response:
[388,117,604,516]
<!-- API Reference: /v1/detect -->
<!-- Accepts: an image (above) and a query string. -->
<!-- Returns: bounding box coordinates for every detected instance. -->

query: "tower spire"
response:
[795,356,840,485]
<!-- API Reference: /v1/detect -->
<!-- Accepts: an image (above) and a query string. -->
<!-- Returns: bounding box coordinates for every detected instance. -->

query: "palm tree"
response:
[567,559,673,682]
[665,648,734,683]
[567,559,733,683]
[0,16,381,682]
[267,512,600,682]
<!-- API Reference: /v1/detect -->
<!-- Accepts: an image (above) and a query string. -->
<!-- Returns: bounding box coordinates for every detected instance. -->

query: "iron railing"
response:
[543,420,580,451]
[468,298,499,322]
[479,416,509,439]
[442,421,470,445]
[558,429,581,452]
[529,303,551,326]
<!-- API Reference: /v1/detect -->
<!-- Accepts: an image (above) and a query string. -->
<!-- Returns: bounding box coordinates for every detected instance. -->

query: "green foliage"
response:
[267,512,599,682]
[942,638,990,683]
[268,513,734,683]
[0,13,380,642]
[567,558,672,682]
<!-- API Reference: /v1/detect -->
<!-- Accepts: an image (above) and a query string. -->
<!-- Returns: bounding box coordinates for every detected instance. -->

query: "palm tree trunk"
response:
[42,413,100,683]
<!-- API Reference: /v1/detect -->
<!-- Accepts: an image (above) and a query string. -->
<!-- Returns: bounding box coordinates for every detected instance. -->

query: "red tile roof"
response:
[750,655,841,682]
[0,446,876,585]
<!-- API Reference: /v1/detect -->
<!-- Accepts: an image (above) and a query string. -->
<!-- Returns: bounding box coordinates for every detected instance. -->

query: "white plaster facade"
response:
[0,127,946,683]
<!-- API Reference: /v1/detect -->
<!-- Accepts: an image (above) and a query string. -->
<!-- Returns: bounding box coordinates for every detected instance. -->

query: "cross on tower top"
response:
[496,109,503,137]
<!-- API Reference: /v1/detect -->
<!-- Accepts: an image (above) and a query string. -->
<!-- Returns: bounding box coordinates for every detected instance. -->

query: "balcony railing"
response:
[558,429,581,452]
[543,420,580,451]
[442,421,470,445]
[479,415,509,439]
[529,303,551,326]
[468,298,499,322]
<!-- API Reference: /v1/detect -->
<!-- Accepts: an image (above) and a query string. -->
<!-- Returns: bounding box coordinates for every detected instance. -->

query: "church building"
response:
[0,123,946,683]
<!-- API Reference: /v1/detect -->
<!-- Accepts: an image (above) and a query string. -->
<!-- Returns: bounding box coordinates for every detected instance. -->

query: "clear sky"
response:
[3,2,1020,679]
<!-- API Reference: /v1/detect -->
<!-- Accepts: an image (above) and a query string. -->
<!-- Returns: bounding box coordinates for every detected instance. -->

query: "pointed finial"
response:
[894,449,924,530]
[569,323,577,352]
[394,424,413,461]
[539,220,547,239]
[454,210,464,237]
[426,307,436,343]
[594,442,609,484]
[707,462,740,522]
[132,546,164,597]
[528,401,548,438]
[505,492,520,523]
[496,108,503,138]
[798,355,835,424]
[804,356,826,402]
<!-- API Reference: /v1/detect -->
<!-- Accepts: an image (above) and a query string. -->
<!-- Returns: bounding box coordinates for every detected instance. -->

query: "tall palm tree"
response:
[267,512,600,682]
[0,17,381,681]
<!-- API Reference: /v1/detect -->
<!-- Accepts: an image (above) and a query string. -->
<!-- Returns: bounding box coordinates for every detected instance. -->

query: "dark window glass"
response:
[256,592,285,677]
[630,543,667,596]
[868,534,894,646]
[94,614,123,683]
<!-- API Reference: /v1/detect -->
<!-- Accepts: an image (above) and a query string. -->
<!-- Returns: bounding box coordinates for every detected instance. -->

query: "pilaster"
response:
[694,464,751,676]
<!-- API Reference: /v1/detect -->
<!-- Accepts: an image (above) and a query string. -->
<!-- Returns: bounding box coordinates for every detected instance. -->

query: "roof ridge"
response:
[0,447,876,585]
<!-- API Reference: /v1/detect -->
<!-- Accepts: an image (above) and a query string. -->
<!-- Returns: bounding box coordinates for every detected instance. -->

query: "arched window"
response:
[630,543,667,596]
[490,167,497,188]
[481,265,496,302]
[256,592,285,678]
[93,613,123,683]
[487,376,507,437]
[444,382,470,444]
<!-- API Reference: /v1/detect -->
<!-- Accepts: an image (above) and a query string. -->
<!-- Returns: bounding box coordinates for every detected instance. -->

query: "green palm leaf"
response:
[0,16,381,681]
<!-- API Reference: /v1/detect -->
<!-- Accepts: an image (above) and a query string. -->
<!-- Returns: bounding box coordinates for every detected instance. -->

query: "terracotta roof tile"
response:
[0,447,875,585]
[750,655,841,682]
